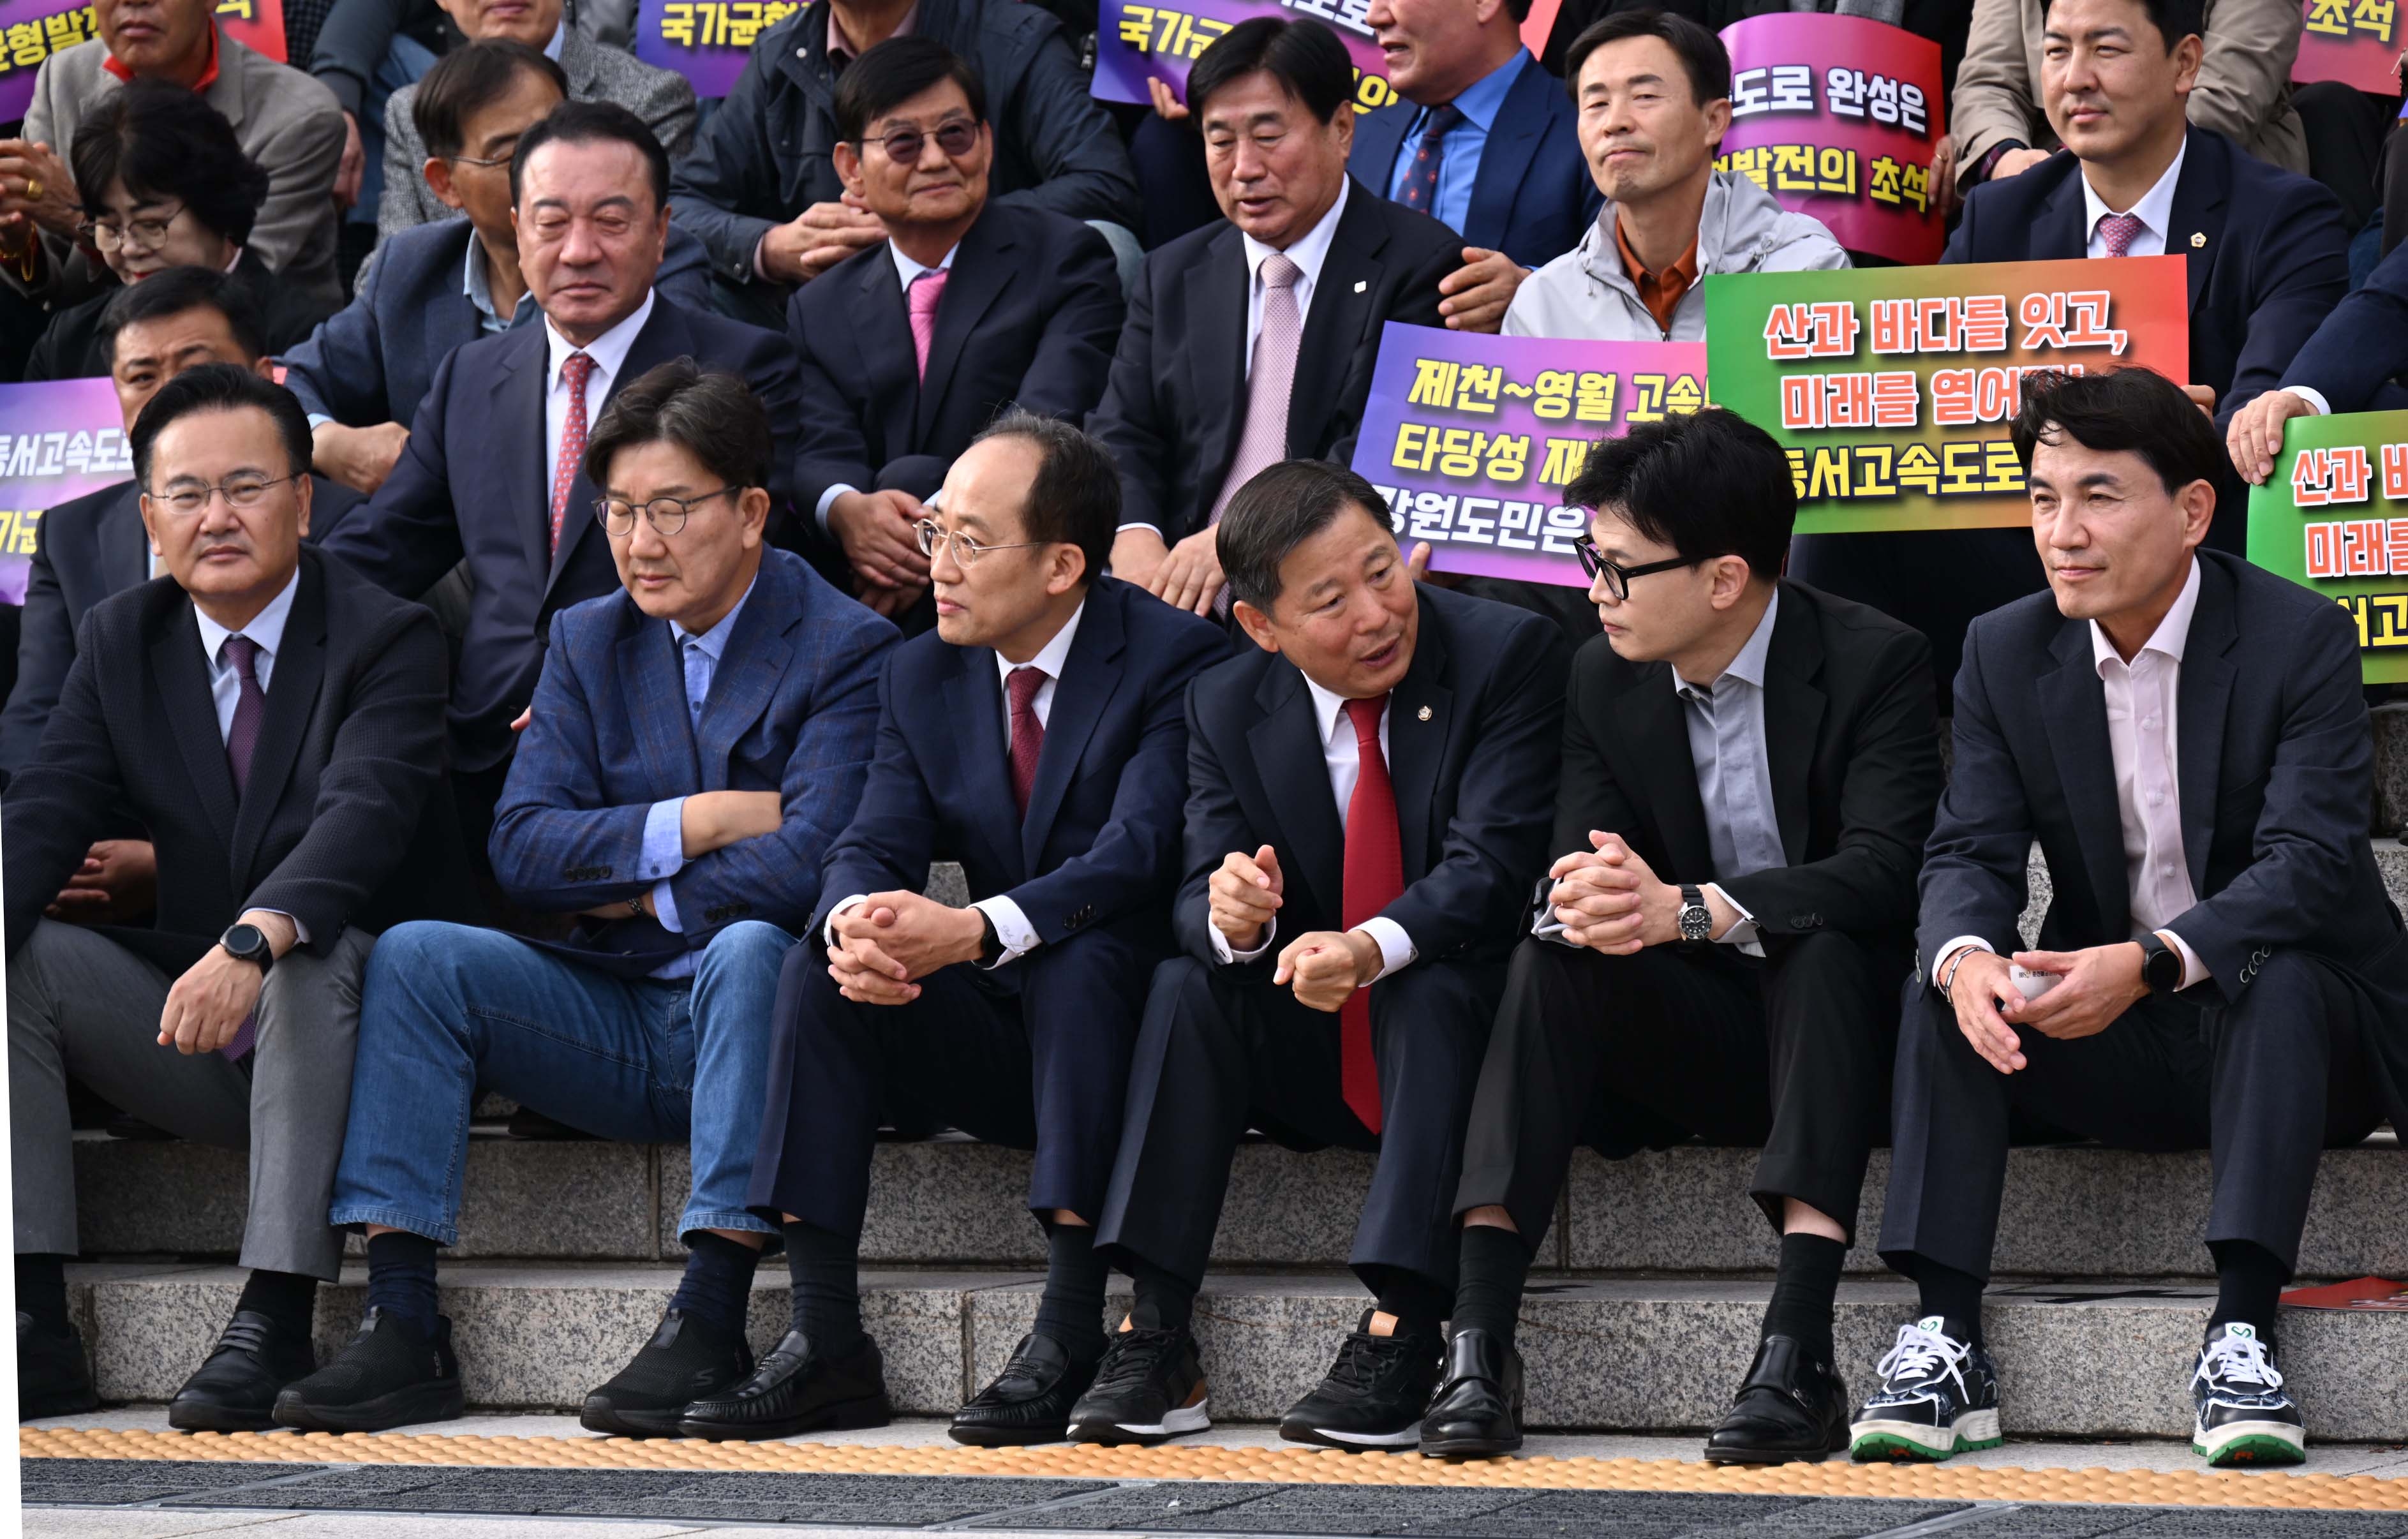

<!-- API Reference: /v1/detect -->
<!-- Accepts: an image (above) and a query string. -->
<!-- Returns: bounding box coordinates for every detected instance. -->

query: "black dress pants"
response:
[1879,950,2385,1281]
[1094,954,1498,1297]
[1455,932,1903,1249]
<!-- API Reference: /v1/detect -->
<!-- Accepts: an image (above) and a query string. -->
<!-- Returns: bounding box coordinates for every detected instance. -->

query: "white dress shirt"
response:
[812,241,965,531]
[544,289,655,507]
[1211,672,1416,981]
[2079,138,2185,260]
[192,570,307,942]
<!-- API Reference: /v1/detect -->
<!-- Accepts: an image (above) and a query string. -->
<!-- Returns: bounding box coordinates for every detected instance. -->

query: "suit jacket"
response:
[787,202,1126,521]
[1553,581,1940,950]
[2,546,468,973]
[1088,182,1462,542]
[376,27,697,239]
[281,216,715,431]
[1,473,366,775]
[23,249,337,383]
[1942,128,2345,430]
[1176,585,1568,978]
[488,547,895,972]
[1345,52,1600,272]
[317,293,801,773]
[2277,235,2408,416]
[812,576,1230,953]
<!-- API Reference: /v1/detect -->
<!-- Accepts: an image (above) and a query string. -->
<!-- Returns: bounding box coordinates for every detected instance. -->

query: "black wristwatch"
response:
[975,908,1005,967]
[1677,884,1713,942]
[219,921,274,976]
[2136,931,2183,993]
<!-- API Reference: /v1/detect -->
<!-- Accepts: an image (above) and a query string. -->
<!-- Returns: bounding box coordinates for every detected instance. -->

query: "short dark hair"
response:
[1217,459,1392,613]
[583,358,773,495]
[71,78,269,246]
[1564,10,1732,105]
[412,39,568,160]
[2040,0,2203,48]
[130,362,313,489]
[97,264,267,365]
[1187,17,1354,124]
[510,99,671,214]
[2009,367,2223,496]
[1564,408,1794,583]
[834,36,988,143]
[969,410,1119,583]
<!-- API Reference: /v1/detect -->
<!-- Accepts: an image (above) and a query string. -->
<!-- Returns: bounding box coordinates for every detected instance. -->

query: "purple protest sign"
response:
[1348,322,1709,588]
[1094,0,1397,108]
[635,0,799,101]
[0,377,132,606]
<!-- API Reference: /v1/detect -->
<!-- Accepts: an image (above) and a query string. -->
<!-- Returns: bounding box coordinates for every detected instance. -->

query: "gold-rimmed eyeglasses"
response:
[914,517,1046,567]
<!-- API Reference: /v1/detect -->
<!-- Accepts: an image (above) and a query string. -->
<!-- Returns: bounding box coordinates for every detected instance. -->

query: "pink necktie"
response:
[1209,252,1304,524]
[550,352,593,554]
[909,268,948,380]
[2097,213,2144,258]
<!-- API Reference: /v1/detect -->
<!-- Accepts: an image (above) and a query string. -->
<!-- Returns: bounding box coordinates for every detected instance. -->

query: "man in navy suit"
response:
[1346,0,1598,334]
[319,100,805,867]
[283,362,896,1436]
[2229,235,2408,484]
[788,38,1125,622]
[676,414,1227,1444]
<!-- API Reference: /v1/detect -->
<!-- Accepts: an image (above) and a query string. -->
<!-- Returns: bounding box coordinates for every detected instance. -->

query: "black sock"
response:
[1912,1256,1986,1349]
[1373,1272,1450,1342]
[17,1254,70,1335]
[364,1231,440,1336]
[2209,1239,2289,1349]
[1127,1256,1197,1333]
[1761,1233,1847,1362]
[1032,1221,1108,1363]
[235,1268,318,1338]
[782,1219,864,1353]
[669,1232,762,1337]
[1452,1224,1532,1349]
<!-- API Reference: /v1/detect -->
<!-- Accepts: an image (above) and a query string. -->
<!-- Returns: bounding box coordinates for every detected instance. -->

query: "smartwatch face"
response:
[223,923,264,956]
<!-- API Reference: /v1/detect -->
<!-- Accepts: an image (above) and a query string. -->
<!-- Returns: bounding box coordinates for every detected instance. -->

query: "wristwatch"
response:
[2136,932,2184,993]
[1677,884,1713,942]
[219,921,274,977]
[975,908,1005,967]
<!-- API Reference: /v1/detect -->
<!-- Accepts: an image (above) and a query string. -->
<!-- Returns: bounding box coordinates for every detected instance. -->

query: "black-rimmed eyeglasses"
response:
[1571,535,1697,600]
[595,486,741,537]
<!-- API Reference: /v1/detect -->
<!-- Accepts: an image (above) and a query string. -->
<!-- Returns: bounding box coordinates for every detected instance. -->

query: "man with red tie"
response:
[1077,460,1568,1450]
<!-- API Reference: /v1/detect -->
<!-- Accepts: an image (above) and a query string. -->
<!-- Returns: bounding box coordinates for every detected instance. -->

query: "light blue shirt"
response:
[635,577,758,978]
[461,227,540,336]
[1674,591,1784,953]
[1381,50,1529,240]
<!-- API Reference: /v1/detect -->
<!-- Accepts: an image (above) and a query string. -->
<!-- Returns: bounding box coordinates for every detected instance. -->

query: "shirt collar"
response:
[1302,672,1383,747]
[1416,48,1526,136]
[993,598,1085,691]
[544,19,565,59]
[889,239,960,292]
[1674,587,1780,697]
[1240,175,1349,294]
[2081,136,2186,247]
[194,565,301,669]
[672,573,757,660]
[829,2,915,62]
[105,21,219,88]
[546,287,655,391]
[2091,556,2201,675]
[1613,211,1700,290]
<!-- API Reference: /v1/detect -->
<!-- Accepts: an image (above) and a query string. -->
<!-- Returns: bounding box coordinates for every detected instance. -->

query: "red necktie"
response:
[1007,665,1045,819]
[1339,694,1401,1133]
[550,351,595,554]
[2097,212,2144,258]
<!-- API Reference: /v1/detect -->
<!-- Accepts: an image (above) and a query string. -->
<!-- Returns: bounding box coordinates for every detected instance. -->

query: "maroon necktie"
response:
[221,634,265,796]
[2097,212,2144,258]
[1007,665,1045,818]
[550,352,595,554]
[1339,694,1401,1133]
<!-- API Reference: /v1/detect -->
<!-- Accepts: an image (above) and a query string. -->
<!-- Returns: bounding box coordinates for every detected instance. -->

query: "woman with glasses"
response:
[22,80,336,382]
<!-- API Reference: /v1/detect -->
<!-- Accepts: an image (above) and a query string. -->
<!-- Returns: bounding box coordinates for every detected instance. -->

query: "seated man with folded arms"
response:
[1855,367,2408,1469]
[1077,463,1567,1450]
[1424,408,1941,1464]
[278,363,897,1435]
[678,415,1227,1445]
[9,364,459,1429]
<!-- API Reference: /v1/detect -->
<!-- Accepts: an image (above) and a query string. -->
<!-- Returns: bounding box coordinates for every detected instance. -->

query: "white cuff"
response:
[2157,928,2209,990]
[639,798,688,882]
[2284,385,2332,417]
[1704,882,1757,948]
[1115,521,1164,535]
[1355,916,1416,981]
[824,893,870,948]
[1935,935,1995,988]
[970,895,1041,968]
[815,482,856,534]
[752,234,774,283]
[651,879,682,933]
[1211,916,1275,964]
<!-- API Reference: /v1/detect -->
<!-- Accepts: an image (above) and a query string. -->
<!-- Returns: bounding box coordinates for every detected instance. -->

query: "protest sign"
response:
[2244,409,2408,684]
[2293,0,2398,94]
[1702,256,2190,535]
[0,0,280,123]
[1714,14,1947,265]
[1348,321,1708,588]
[636,0,798,101]
[0,376,132,607]
[1092,0,1559,110]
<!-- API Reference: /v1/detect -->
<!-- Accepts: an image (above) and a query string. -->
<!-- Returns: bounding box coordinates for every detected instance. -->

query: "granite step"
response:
[61,1261,2408,1441]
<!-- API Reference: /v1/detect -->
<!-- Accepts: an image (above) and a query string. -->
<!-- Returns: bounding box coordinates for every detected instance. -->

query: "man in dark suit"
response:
[1074,461,1567,1448]
[8,364,457,1431]
[789,38,1126,623]
[319,100,804,867]
[279,363,896,1436]
[2227,233,2408,485]
[1089,19,1463,617]
[1423,410,1941,1464]
[1854,368,2408,1469]
[676,415,1228,1445]
[1789,0,2347,707]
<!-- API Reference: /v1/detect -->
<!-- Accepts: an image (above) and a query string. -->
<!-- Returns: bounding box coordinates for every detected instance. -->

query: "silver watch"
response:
[1677,884,1713,942]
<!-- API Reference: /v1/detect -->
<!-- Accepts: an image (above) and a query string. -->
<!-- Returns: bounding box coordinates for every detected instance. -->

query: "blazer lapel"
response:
[1760,591,1824,866]
[858,255,919,456]
[1248,662,1346,921]
[152,602,240,852]
[1386,594,1451,882]
[2174,560,2237,899]
[2037,620,2132,939]
[2039,167,2089,261]
[1187,225,1251,501]
[917,211,1013,442]
[2167,128,2226,318]
[944,649,1025,883]
[1349,102,1411,199]
[101,483,149,591]
[619,604,702,799]
[1288,182,1385,457]
[1462,59,1545,252]
[1621,667,1716,881]
[230,559,327,879]
[694,571,798,791]
[547,301,683,598]
[491,325,553,598]
[1019,591,1124,872]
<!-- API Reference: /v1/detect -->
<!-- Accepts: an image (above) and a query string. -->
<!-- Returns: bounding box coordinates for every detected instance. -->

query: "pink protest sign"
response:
[2294,0,2398,91]
[0,376,132,606]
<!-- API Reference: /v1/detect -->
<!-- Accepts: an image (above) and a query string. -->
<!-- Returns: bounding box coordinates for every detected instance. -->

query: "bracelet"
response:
[625,894,645,919]
[1937,946,1973,1000]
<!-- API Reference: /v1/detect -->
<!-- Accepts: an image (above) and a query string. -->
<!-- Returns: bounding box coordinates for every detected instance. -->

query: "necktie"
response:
[908,267,949,382]
[681,635,709,727]
[1209,252,1305,524]
[2097,212,2145,258]
[550,351,595,555]
[1395,104,1465,216]
[1339,694,1401,1134]
[1007,665,1046,819]
[220,634,266,1062]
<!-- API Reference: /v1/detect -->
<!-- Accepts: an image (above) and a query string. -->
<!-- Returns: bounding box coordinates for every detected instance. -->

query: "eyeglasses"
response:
[1571,535,1696,601]
[78,204,184,253]
[144,472,301,516]
[915,517,1044,567]
[596,486,741,537]
[863,120,979,165]
[447,142,519,170]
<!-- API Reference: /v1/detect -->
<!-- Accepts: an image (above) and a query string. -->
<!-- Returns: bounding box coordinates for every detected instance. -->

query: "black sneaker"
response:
[1279,1311,1440,1451]
[273,1309,465,1433]
[2192,1322,2305,1467]
[581,1309,754,1438]
[1064,1325,1210,1445]
[170,1309,315,1432]
[1848,1316,2001,1462]
[19,1312,98,1420]
[676,1330,891,1441]
[950,1333,1099,1446]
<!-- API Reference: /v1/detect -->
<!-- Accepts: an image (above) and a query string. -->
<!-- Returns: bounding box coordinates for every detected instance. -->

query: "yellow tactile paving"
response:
[22,1426,2408,1512]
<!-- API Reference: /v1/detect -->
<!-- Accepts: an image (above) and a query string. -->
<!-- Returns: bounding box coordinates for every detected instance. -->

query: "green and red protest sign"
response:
[1702,257,2191,535]
[2293,0,2398,94]
[2245,409,2408,684]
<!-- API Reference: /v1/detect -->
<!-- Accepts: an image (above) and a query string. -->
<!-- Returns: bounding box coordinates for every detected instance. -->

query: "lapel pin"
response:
[1354,279,1368,294]
[2189,232,2205,248]
[1416,705,1432,721]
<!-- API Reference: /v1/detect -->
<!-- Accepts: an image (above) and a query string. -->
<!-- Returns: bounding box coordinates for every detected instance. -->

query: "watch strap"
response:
[976,907,1004,966]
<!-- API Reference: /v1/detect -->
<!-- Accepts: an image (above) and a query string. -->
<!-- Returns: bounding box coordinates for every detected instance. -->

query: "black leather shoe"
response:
[581,1309,754,1438]
[676,1330,891,1441]
[950,1333,1099,1446]
[1279,1311,1441,1450]
[170,1309,315,1432]
[274,1309,465,1432]
[19,1312,99,1420]
[1704,1335,1850,1464]
[1418,1327,1524,1460]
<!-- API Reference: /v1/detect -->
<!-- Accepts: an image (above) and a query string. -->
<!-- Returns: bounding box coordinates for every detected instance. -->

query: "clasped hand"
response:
[1944,942,2146,1075]
[1547,831,1682,953]
[826,890,986,1004]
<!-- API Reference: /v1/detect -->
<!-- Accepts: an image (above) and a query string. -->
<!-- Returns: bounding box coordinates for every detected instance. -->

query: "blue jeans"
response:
[331,919,795,1244]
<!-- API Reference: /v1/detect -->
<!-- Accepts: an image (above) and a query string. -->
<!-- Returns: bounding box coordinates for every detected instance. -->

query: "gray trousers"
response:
[10,918,372,1279]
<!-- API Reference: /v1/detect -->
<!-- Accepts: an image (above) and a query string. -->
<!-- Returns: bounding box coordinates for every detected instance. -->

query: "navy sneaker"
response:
[2191,1322,2305,1467]
[1848,1316,2001,1462]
